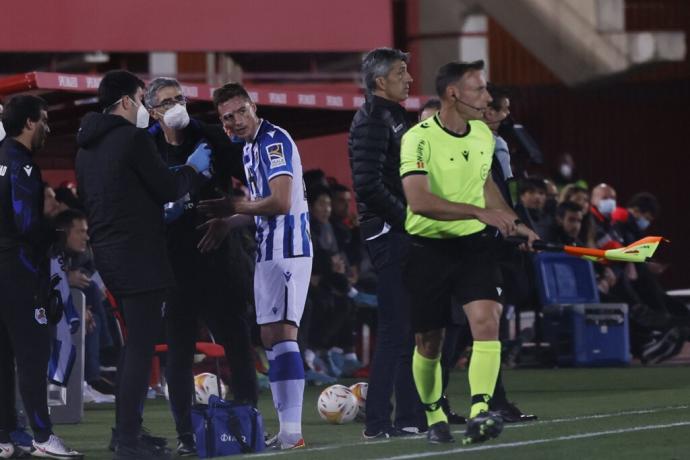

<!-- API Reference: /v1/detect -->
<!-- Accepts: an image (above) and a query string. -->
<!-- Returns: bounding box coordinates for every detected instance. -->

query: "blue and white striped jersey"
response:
[243,119,312,262]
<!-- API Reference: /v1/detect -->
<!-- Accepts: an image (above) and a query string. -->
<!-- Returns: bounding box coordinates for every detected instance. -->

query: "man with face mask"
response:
[75,70,211,460]
[590,183,624,250]
[0,95,83,458]
[144,78,255,456]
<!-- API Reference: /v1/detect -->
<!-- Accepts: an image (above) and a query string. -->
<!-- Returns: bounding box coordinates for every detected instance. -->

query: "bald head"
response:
[591,183,617,216]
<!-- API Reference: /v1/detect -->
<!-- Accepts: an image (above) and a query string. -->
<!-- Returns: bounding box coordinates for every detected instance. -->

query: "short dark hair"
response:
[98,70,145,112]
[518,177,547,196]
[361,47,410,94]
[420,98,441,114]
[213,83,251,108]
[307,184,332,205]
[557,201,583,220]
[627,192,660,218]
[330,183,350,194]
[487,83,509,111]
[435,60,485,98]
[1,95,47,137]
[54,208,87,232]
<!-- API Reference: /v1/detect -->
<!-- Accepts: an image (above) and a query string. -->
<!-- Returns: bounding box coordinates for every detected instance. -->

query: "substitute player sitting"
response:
[400,61,538,445]
[198,83,312,450]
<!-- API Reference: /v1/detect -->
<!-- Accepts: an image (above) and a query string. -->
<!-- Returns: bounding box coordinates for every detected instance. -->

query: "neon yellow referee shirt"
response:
[400,114,495,238]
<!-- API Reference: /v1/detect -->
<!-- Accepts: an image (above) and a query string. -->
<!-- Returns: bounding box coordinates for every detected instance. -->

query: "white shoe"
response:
[86,383,115,404]
[32,435,83,459]
[0,442,14,459]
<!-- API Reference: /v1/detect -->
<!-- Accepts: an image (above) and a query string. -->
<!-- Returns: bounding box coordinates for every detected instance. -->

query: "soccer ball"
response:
[317,384,358,424]
[194,373,227,404]
[349,382,368,420]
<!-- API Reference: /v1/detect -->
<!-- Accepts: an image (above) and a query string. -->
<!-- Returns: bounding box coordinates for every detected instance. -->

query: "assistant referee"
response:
[400,60,537,445]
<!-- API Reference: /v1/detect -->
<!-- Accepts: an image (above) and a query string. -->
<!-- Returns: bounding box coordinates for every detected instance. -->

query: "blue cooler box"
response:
[542,303,630,366]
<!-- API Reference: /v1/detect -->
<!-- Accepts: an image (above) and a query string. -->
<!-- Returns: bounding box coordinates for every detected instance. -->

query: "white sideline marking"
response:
[379,421,690,460]
[254,405,689,457]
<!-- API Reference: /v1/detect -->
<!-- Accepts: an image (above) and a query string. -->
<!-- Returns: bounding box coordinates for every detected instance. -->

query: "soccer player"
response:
[199,83,312,450]
[400,61,538,445]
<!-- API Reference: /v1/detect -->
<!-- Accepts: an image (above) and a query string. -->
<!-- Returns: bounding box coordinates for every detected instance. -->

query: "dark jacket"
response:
[75,113,199,296]
[0,138,51,270]
[348,95,410,239]
[149,118,248,290]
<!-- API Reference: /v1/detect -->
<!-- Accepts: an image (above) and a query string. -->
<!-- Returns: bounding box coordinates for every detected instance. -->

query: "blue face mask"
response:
[636,216,650,231]
[597,198,616,216]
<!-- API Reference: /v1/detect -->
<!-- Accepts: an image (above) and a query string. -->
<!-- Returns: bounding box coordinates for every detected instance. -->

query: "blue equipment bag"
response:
[191,395,265,457]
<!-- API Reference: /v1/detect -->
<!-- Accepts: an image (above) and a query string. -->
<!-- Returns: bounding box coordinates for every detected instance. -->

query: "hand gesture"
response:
[197,197,236,218]
[196,218,232,253]
[68,270,91,289]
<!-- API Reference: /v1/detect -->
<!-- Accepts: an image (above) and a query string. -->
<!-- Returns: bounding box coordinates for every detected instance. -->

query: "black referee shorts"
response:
[404,231,503,333]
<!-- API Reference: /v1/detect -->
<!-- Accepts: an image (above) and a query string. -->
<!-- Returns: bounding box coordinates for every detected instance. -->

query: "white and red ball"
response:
[349,382,368,420]
[317,384,359,424]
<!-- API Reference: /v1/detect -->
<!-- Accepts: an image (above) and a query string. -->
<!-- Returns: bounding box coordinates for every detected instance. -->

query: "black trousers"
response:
[0,258,52,443]
[364,232,425,432]
[165,244,257,437]
[115,289,167,445]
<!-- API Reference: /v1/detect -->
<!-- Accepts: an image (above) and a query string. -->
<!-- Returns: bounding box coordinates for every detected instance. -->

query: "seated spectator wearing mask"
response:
[589,183,625,250]
[612,192,659,245]
[514,177,552,239]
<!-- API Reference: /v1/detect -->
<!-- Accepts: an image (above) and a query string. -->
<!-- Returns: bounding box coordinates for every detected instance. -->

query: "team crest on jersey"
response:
[266,142,287,168]
[35,307,48,325]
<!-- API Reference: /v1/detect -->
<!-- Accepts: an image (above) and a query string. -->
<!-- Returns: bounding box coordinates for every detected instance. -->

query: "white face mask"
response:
[134,99,150,129]
[163,104,190,130]
[597,198,616,216]
[559,164,573,179]
[0,122,5,142]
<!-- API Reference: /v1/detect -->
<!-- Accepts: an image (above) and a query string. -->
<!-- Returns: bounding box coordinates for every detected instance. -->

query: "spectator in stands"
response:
[306,185,361,377]
[329,183,363,282]
[543,179,559,219]
[515,177,552,239]
[553,153,587,190]
[76,70,211,459]
[612,192,660,245]
[550,201,584,245]
[590,183,623,250]
[560,184,595,246]
[145,77,256,457]
[0,95,82,458]
[348,47,425,438]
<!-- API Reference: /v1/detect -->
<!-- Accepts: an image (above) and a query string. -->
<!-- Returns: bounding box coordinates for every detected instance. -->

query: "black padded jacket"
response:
[348,95,411,239]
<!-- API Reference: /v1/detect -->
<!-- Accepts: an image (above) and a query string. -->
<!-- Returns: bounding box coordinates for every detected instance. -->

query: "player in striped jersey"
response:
[199,83,312,450]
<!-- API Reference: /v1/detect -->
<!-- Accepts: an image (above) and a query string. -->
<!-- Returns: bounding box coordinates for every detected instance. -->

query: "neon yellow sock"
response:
[412,347,447,426]
[468,340,501,418]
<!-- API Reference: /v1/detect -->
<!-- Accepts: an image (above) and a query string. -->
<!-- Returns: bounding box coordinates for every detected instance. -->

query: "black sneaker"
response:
[440,395,467,425]
[176,434,196,457]
[489,401,537,423]
[426,422,454,444]
[113,439,171,460]
[462,411,503,445]
[109,427,168,452]
[363,426,415,440]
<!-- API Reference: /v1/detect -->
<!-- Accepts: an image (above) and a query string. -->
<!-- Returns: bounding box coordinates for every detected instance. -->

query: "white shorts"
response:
[254,257,312,326]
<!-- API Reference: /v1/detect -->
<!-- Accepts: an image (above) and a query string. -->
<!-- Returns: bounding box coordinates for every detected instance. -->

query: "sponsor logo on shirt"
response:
[267,142,287,168]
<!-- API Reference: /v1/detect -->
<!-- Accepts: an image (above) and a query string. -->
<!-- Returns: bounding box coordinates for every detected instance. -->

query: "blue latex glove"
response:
[186,142,212,175]
[164,200,185,223]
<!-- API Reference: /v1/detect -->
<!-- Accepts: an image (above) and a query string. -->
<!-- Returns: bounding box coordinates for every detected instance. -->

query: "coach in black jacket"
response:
[75,71,210,460]
[348,48,424,438]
